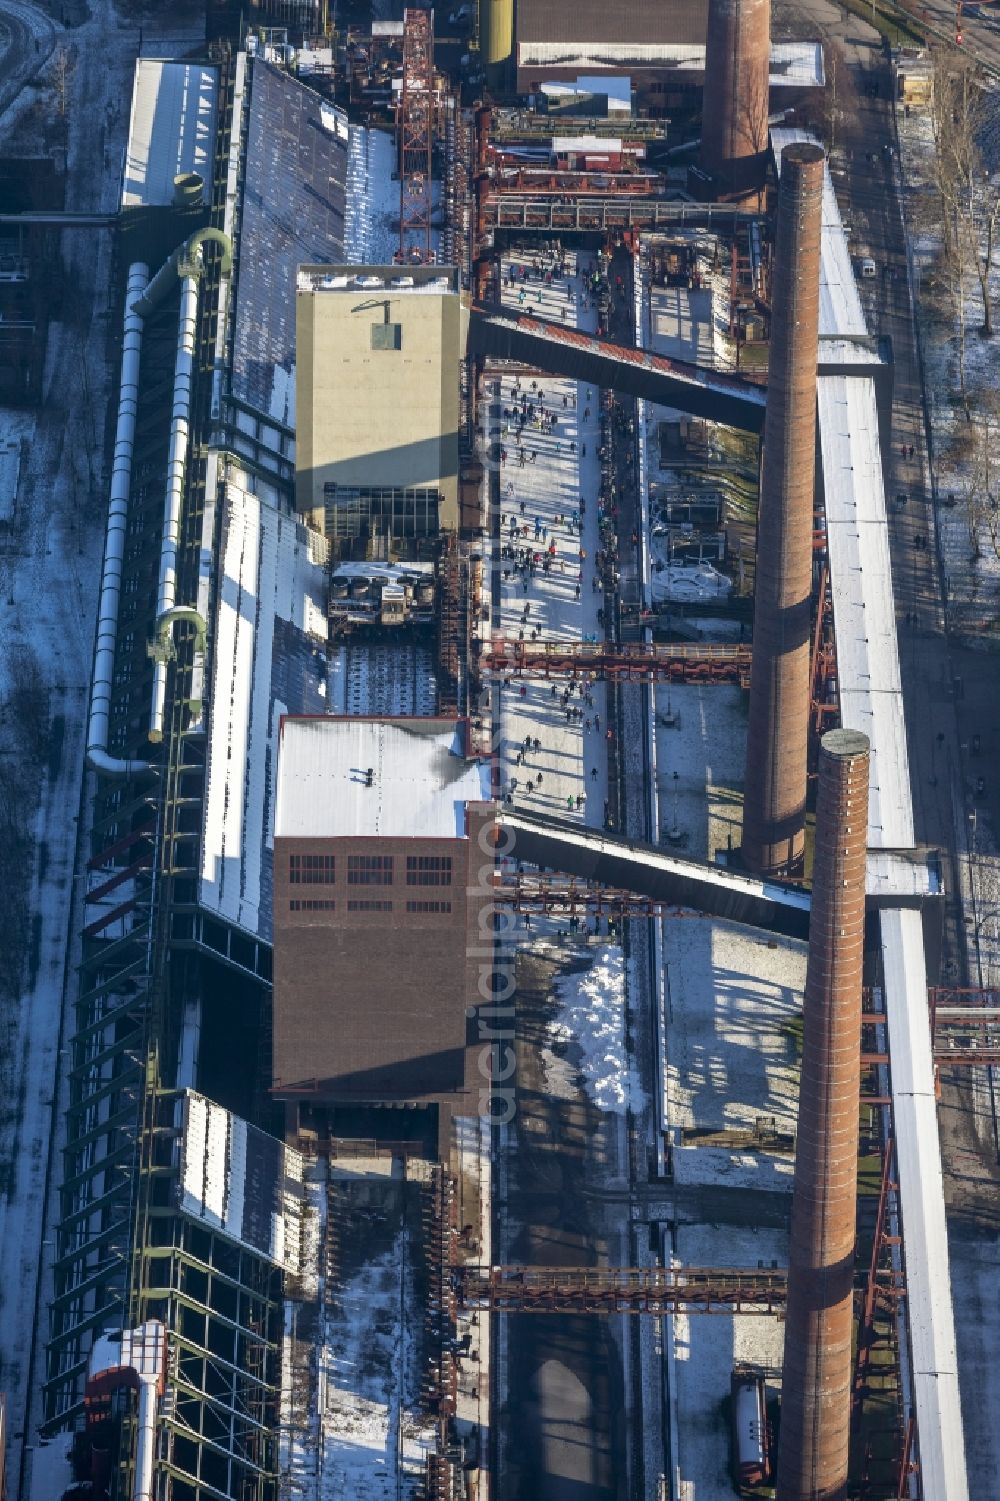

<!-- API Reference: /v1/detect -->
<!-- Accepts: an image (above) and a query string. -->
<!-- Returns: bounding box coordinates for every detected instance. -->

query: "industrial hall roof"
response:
[516,0,710,47]
[275,717,493,841]
[121,60,218,210]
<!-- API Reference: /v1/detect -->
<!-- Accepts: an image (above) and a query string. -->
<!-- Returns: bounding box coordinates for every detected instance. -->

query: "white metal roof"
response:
[122,60,217,210]
[818,370,969,1497]
[819,376,913,848]
[772,128,869,339]
[275,717,492,840]
[880,909,967,1497]
[199,458,330,941]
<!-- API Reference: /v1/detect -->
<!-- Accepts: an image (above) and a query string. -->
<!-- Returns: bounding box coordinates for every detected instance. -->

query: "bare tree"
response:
[50,45,75,120]
[929,47,999,351]
[820,41,861,155]
[954,384,1000,563]
[736,62,771,211]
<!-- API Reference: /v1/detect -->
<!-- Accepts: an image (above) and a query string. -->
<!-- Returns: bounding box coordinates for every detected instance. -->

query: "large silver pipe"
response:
[88,229,231,772]
[148,271,200,743]
[86,261,152,778]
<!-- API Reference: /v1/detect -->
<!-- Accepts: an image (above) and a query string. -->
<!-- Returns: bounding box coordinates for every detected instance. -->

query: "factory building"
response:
[272,715,494,1153]
[295,264,465,551]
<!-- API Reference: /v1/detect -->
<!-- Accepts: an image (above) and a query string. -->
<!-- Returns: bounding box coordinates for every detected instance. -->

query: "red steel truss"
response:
[453,1263,789,1315]
[852,1138,903,1425]
[495,873,708,919]
[928,986,1000,1064]
[398,8,434,263]
[480,636,751,684]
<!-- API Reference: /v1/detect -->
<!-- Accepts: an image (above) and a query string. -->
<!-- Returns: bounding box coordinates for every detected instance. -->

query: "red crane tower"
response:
[397,7,434,264]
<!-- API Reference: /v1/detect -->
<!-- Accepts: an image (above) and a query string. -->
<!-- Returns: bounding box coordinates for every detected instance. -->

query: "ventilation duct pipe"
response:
[148,266,200,743]
[142,228,232,743]
[87,230,231,774]
[86,261,152,778]
[133,226,232,318]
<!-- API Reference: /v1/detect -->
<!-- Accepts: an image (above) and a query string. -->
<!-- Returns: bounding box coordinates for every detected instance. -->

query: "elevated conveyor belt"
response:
[496,813,935,939]
[468,305,768,433]
[497,810,811,938]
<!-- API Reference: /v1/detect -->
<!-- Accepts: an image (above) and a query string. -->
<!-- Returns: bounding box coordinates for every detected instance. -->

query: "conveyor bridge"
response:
[482,637,751,683]
[482,195,761,234]
[496,811,812,939]
[468,304,767,433]
[455,1264,789,1314]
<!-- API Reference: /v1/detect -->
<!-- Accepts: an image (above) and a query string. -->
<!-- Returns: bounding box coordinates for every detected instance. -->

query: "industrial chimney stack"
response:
[776,727,870,1501]
[700,0,771,201]
[742,140,825,877]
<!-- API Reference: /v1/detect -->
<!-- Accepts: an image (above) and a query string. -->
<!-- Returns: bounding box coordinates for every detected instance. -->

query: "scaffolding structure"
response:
[436,533,465,713]
[397,7,434,264]
[43,55,284,1501]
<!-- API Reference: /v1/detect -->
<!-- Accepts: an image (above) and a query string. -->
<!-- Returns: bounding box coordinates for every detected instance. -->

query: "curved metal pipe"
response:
[133,226,233,317]
[149,605,208,743]
[86,261,153,779]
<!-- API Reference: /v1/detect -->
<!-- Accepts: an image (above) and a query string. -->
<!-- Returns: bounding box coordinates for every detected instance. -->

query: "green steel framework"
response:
[42,51,285,1501]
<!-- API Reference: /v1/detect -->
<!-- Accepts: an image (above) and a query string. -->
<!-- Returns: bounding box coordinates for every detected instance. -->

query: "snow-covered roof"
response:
[198,457,329,942]
[819,375,912,848]
[275,717,492,840]
[551,134,624,153]
[769,41,825,87]
[818,373,969,1501]
[296,264,459,295]
[518,40,824,87]
[122,60,217,209]
[772,127,869,339]
[541,75,632,108]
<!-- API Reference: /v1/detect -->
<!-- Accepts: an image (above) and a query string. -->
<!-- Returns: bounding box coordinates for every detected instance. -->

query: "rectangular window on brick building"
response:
[405,855,453,887]
[347,899,393,912]
[289,854,335,885]
[347,854,394,885]
[405,900,452,913]
[289,899,336,912]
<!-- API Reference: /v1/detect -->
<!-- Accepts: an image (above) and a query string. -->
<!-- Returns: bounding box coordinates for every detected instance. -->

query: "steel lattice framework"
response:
[398,8,434,263]
[480,636,752,684]
[454,1264,790,1315]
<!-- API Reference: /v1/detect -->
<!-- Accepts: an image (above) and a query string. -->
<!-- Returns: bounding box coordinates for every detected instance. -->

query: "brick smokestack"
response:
[700,0,771,201]
[742,141,824,876]
[777,727,870,1501]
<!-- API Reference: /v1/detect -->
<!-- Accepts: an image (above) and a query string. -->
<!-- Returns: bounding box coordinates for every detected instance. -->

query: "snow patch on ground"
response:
[319,1234,435,1496]
[543,945,646,1115]
[671,1144,793,1191]
[663,918,804,1135]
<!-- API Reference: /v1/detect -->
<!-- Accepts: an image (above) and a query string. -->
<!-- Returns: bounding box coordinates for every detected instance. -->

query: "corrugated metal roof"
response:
[122,59,218,210]
[199,460,329,942]
[275,718,491,840]
[231,60,348,423]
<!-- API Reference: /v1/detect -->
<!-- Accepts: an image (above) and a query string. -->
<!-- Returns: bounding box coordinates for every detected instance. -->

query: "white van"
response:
[860,257,877,279]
